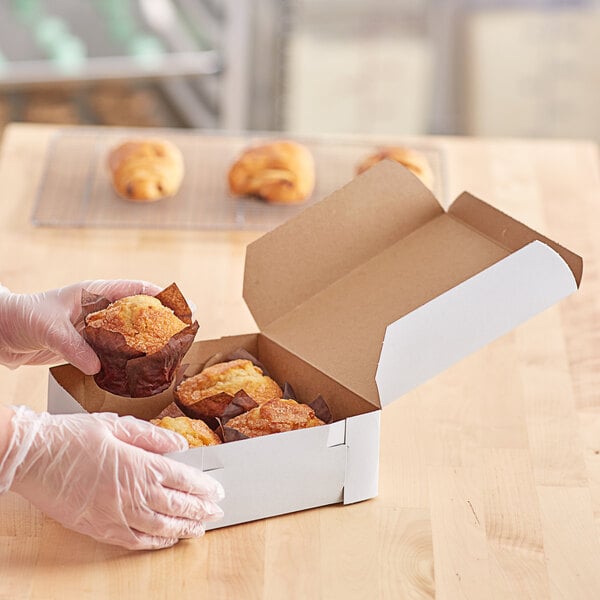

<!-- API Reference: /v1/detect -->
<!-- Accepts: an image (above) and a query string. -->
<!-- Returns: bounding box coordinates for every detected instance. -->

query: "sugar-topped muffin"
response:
[85,294,187,355]
[175,359,282,410]
[226,399,324,438]
[82,283,198,398]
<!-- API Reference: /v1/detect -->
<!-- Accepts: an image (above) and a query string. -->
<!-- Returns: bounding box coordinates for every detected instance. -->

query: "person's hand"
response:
[0,280,161,374]
[0,406,224,550]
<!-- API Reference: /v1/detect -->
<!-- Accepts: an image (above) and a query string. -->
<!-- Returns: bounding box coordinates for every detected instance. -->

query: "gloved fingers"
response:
[0,338,97,371]
[0,347,68,368]
[149,486,224,522]
[129,532,180,550]
[107,415,189,453]
[12,348,57,366]
[111,529,180,551]
[150,456,225,501]
[127,507,207,540]
[82,279,163,301]
[0,347,32,369]
[43,322,101,375]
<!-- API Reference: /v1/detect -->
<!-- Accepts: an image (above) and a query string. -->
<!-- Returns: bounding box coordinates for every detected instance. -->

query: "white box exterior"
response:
[47,379,382,529]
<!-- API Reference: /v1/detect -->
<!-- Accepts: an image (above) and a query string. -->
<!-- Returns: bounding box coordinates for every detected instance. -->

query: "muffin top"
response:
[176,359,282,407]
[226,398,324,438]
[151,416,221,447]
[85,294,187,354]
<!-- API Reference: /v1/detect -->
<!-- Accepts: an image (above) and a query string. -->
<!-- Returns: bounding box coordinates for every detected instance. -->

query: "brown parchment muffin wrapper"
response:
[153,401,186,420]
[280,382,333,425]
[217,423,251,443]
[175,388,258,430]
[201,347,272,378]
[81,283,199,398]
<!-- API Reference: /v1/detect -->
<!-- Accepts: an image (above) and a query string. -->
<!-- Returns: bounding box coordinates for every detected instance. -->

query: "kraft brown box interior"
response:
[48,160,582,529]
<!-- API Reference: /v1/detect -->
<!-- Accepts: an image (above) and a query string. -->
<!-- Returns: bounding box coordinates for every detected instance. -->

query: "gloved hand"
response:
[0,280,162,374]
[0,406,224,550]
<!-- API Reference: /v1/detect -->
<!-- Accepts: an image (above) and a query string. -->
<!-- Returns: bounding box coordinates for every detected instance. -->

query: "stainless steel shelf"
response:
[0,51,221,87]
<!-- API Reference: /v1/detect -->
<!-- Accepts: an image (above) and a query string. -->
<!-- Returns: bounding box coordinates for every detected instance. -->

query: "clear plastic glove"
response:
[0,406,224,550]
[0,280,162,374]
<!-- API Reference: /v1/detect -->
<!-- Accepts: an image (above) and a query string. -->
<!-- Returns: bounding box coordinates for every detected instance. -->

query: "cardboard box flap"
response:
[375,240,579,406]
[448,192,582,286]
[244,160,443,331]
[243,161,581,408]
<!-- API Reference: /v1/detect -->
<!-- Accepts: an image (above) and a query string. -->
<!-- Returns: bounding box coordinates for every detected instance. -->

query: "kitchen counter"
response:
[1,123,599,599]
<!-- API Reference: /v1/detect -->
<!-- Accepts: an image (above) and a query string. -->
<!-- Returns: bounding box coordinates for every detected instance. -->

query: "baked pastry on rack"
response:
[228,140,315,204]
[151,416,221,447]
[356,146,434,189]
[107,138,184,201]
[225,398,325,438]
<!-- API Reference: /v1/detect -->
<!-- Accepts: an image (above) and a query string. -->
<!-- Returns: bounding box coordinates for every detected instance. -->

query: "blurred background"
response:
[0,0,599,140]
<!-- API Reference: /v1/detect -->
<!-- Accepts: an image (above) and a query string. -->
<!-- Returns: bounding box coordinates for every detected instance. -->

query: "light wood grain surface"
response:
[0,123,599,600]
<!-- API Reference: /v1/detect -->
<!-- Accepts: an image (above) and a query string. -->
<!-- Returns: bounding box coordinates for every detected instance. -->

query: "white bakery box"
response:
[47,160,582,530]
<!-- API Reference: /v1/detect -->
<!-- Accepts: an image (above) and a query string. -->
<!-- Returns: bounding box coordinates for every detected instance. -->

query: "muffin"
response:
[228,140,315,204]
[175,359,282,425]
[82,283,198,397]
[108,138,184,201]
[356,146,434,189]
[176,359,282,406]
[226,399,325,438]
[85,294,187,354]
[151,416,221,447]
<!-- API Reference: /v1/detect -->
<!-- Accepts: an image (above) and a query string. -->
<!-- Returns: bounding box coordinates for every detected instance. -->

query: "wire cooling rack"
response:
[31,128,446,231]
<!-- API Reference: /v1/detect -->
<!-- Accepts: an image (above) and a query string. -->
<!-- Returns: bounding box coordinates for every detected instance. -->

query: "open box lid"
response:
[243,161,582,408]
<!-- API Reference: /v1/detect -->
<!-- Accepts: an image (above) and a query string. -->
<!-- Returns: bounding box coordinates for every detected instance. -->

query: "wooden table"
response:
[1,123,599,600]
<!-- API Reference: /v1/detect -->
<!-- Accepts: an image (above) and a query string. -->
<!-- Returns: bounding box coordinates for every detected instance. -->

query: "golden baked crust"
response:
[151,416,221,447]
[228,140,315,204]
[108,139,184,201]
[85,294,187,354]
[176,359,282,408]
[356,147,434,189]
[226,399,324,438]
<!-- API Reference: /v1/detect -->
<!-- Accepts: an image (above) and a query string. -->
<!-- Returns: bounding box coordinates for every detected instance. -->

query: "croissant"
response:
[108,139,184,201]
[356,146,434,190]
[228,140,315,204]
